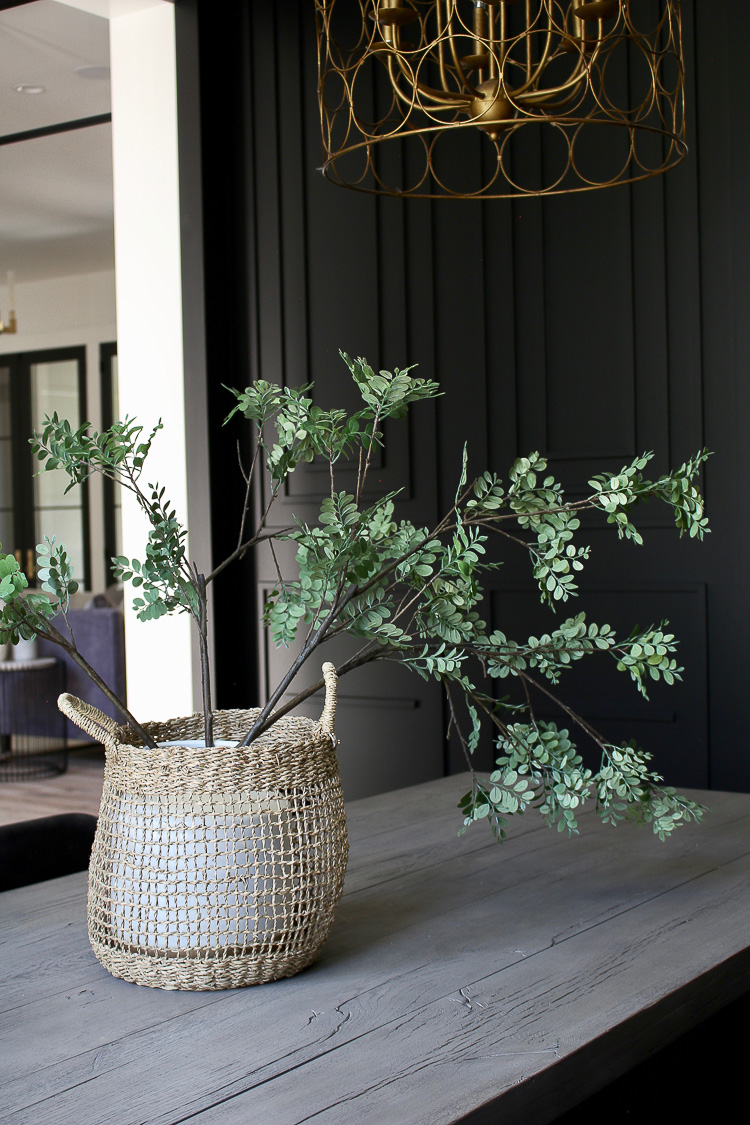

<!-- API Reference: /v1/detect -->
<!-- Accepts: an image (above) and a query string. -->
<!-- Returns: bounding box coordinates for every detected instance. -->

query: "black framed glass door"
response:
[100,341,120,582]
[0,346,90,589]
[0,361,15,562]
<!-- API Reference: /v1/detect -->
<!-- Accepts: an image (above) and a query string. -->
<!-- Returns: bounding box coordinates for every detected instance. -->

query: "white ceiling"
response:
[0,0,114,282]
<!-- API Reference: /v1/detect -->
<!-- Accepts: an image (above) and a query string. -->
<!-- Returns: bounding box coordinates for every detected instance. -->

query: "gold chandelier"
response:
[314,1,687,198]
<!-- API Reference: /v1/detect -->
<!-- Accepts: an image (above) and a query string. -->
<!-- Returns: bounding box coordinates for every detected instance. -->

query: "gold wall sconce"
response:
[0,272,18,334]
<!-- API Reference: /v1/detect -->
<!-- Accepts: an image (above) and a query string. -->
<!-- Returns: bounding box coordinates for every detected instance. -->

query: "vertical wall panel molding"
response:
[196,0,749,795]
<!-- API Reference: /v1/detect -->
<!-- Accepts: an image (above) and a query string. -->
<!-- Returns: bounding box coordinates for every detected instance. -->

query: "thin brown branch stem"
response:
[206,527,293,586]
[238,584,360,746]
[252,644,385,728]
[195,572,214,746]
[355,444,364,505]
[24,609,156,747]
[236,437,261,553]
[443,679,476,775]
[356,408,382,505]
[514,666,610,754]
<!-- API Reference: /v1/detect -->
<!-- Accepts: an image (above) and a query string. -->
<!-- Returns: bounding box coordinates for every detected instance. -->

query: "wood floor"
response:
[0,747,104,825]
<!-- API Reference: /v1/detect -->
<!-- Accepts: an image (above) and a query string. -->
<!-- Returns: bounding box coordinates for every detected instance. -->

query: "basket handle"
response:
[58,693,122,746]
[319,662,338,737]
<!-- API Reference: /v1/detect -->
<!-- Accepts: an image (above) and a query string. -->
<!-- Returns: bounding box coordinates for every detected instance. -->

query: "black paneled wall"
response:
[188,0,750,799]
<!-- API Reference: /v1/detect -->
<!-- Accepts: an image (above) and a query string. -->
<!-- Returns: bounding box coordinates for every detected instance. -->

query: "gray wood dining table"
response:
[3,773,750,1124]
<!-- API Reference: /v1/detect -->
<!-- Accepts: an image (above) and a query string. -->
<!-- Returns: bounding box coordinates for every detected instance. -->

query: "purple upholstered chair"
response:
[37,604,127,741]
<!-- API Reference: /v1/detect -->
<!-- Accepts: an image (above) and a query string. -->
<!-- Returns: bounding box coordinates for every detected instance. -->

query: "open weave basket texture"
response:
[58,663,348,991]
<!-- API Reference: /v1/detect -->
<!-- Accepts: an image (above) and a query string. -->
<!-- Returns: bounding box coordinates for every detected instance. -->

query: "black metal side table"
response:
[0,658,67,780]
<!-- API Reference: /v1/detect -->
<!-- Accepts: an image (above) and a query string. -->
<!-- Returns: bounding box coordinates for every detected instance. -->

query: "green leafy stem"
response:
[0,351,712,842]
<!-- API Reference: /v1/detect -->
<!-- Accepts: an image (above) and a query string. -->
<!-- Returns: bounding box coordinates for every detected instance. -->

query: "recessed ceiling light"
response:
[74,65,110,81]
[13,85,46,95]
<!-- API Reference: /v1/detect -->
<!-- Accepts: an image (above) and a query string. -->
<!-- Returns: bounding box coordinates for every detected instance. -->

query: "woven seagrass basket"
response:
[58,662,348,991]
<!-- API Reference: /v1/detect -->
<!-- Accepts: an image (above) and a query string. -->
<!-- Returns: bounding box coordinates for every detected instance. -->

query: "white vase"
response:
[108,788,293,952]
[11,637,38,662]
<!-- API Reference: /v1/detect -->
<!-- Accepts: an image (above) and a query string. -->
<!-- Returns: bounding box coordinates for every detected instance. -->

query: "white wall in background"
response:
[0,271,116,343]
[0,270,117,595]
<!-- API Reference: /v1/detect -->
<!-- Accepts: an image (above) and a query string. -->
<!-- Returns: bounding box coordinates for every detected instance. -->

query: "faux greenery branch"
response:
[0,352,711,841]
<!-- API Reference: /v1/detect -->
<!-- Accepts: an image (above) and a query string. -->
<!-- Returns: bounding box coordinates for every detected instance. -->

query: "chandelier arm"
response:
[517,77,590,110]
[435,0,452,94]
[492,15,594,103]
[515,24,617,104]
[447,11,481,99]
[514,60,592,107]
[513,5,603,101]
[387,53,471,108]
[509,15,558,98]
[523,0,534,83]
[414,75,472,106]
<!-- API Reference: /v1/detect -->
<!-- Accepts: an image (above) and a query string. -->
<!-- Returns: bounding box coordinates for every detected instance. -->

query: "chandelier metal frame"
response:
[314,1,687,198]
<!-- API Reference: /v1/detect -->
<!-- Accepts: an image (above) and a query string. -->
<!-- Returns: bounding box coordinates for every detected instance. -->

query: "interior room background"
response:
[2,0,748,803]
[192,0,749,800]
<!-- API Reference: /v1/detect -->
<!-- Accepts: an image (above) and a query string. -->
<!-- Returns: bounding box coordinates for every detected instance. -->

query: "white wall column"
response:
[107,1,193,722]
[57,0,212,724]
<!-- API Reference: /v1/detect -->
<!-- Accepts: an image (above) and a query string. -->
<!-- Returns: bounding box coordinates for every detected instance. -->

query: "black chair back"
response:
[0,812,97,892]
